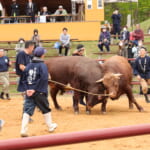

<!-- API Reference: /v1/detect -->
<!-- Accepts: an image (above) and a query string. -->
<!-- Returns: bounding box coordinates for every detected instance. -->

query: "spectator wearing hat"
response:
[31,29,41,48]
[133,47,150,103]
[72,44,85,56]
[98,26,111,52]
[59,27,70,56]
[54,5,68,22]
[0,49,12,100]
[20,47,57,137]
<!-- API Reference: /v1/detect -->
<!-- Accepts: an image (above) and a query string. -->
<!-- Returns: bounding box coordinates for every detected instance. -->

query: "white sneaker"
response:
[20,130,28,137]
[49,123,57,132]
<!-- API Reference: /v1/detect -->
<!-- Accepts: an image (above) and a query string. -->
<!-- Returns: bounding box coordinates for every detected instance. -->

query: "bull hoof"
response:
[56,107,63,111]
[101,111,106,115]
[74,111,79,115]
[86,111,91,115]
[139,108,144,112]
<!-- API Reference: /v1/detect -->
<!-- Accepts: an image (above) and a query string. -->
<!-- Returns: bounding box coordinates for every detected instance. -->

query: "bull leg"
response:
[144,94,150,103]
[101,99,108,114]
[126,86,144,112]
[49,85,62,110]
[73,92,80,114]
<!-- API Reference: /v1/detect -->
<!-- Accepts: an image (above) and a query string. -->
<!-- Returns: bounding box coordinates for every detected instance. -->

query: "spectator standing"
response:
[20,47,57,137]
[15,38,25,55]
[133,47,150,103]
[133,24,144,46]
[54,5,68,22]
[25,0,37,22]
[111,9,121,39]
[31,29,41,48]
[0,49,11,100]
[59,27,70,56]
[10,0,20,22]
[98,26,111,52]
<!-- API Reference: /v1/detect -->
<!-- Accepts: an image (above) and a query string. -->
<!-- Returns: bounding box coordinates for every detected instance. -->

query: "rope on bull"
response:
[48,79,110,96]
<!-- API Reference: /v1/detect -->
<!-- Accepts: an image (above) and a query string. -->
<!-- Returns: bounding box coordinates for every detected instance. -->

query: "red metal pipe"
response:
[0,124,150,150]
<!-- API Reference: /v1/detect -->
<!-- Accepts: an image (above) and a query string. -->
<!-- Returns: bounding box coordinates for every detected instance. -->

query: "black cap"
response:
[76,44,84,51]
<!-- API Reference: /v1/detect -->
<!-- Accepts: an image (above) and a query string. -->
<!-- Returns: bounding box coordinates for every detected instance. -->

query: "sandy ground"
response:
[0,94,150,150]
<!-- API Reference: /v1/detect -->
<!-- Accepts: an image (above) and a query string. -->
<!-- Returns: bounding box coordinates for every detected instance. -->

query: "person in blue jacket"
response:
[20,47,57,137]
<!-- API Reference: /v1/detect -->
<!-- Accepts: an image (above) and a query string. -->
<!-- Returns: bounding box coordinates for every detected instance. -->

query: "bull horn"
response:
[96,78,104,83]
[113,73,122,78]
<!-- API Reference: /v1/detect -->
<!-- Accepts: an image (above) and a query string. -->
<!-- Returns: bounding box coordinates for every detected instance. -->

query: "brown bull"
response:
[97,55,144,112]
[45,56,106,114]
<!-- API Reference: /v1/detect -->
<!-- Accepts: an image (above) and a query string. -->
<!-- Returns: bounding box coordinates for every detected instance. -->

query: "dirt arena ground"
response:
[0,94,150,150]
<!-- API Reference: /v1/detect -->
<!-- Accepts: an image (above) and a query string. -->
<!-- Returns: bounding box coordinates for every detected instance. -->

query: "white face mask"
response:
[123,28,127,31]
[19,40,24,43]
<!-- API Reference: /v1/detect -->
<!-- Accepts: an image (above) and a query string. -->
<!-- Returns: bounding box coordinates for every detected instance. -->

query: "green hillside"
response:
[104,0,150,26]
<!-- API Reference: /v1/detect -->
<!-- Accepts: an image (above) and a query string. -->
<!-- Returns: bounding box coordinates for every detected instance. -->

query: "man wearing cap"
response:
[20,47,57,137]
[98,26,111,52]
[0,49,12,100]
[54,5,68,22]
[134,47,150,103]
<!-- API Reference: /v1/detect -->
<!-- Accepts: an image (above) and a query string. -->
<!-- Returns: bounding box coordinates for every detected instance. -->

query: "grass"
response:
[0,19,150,95]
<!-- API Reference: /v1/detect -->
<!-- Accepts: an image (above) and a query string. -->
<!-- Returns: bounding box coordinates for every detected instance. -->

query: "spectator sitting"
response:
[15,38,25,55]
[59,27,70,56]
[132,40,143,59]
[54,5,68,22]
[98,26,111,52]
[133,24,144,46]
[40,6,51,22]
[31,29,41,48]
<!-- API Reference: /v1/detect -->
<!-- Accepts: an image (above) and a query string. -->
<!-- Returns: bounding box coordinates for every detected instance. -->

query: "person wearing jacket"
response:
[20,47,57,137]
[98,26,111,52]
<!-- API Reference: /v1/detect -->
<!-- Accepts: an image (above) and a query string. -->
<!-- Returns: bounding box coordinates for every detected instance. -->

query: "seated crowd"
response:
[4,0,69,23]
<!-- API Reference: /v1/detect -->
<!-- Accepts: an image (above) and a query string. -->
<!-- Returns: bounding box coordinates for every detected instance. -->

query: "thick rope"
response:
[48,79,110,96]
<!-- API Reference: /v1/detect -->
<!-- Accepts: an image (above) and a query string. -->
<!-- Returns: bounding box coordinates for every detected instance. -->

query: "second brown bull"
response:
[45,56,106,114]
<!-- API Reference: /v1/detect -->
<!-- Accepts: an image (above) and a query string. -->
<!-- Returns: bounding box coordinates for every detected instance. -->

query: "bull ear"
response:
[113,73,122,79]
[96,78,104,83]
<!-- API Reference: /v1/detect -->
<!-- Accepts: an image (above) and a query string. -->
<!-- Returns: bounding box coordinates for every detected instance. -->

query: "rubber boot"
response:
[144,94,150,103]
[43,112,57,132]
[20,113,30,137]
[6,93,11,100]
[0,92,5,100]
